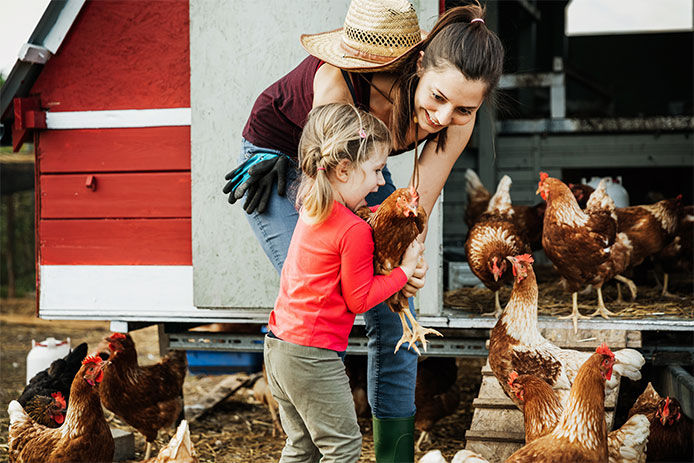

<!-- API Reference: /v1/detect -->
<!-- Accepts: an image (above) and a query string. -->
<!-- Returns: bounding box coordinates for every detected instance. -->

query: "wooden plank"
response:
[469,407,523,433]
[466,430,525,444]
[40,172,191,218]
[185,373,261,423]
[30,1,190,111]
[39,218,192,265]
[37,127,191,172]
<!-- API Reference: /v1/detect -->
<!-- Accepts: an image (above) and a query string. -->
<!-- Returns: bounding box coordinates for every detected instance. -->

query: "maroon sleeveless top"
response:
[242,55,435,160]
[242,56,371,160]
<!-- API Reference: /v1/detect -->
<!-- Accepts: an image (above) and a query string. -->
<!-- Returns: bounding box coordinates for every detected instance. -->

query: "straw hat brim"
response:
[300,28,426,73]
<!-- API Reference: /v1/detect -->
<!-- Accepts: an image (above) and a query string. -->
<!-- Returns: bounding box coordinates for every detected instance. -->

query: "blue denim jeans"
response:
[239,138,418,419]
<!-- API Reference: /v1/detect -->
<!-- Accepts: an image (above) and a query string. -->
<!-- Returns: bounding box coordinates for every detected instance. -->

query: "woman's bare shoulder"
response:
[313,64,353,108]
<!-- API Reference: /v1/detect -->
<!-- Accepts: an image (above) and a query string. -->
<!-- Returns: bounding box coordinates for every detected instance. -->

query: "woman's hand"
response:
[402,255,428,298]
[399,240,424,279]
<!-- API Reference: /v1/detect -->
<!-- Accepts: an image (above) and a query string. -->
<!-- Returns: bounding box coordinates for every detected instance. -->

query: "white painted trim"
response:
[43,0,87,54]
[38,264,272,322]
[45,108,191,129]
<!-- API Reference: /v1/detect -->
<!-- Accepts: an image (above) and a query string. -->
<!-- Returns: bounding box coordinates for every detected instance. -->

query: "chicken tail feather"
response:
[8,400,28,425]
[612,348,645,382]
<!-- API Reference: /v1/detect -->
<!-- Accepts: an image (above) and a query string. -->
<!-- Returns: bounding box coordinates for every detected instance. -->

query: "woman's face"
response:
[414,63,487,134]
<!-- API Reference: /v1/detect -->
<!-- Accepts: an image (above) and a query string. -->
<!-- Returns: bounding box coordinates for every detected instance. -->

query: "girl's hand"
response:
[399,240,424,279]
[403,256,428,298]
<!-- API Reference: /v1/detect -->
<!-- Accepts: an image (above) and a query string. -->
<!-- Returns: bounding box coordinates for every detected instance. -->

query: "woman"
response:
[224,0,504,460]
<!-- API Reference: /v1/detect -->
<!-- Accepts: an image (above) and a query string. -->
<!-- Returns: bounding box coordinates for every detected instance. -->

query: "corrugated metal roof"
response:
[0,0,85,144]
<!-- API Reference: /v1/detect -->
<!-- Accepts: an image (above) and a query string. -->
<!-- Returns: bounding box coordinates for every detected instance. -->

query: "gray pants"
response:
[264,335,362,463]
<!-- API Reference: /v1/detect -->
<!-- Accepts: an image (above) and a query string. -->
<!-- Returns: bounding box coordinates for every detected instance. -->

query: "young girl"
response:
[264,103,423,462]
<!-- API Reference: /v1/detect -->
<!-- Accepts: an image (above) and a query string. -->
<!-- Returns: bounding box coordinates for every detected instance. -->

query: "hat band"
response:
[340,40,398,64]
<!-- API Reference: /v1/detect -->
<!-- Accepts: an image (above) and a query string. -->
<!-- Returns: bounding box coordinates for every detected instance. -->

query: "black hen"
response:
[18,342,88,407]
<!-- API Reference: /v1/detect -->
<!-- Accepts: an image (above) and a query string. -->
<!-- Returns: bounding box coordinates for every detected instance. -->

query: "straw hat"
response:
[300,0,426,72]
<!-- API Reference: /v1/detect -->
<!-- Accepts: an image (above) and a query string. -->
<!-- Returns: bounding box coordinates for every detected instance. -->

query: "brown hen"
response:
[8,355,114,463]
[465,175,531,317]
[99,332,187,459]
[538,173,635,330]
[358,186,441,354]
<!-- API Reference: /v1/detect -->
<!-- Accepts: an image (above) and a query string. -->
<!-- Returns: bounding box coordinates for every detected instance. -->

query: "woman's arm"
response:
[416,116,476,217]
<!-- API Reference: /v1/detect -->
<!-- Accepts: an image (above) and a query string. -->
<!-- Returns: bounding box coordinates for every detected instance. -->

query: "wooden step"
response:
[465,430,525,444]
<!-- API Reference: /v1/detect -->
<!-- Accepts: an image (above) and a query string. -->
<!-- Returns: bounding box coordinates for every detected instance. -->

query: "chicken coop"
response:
[1,0,693,458]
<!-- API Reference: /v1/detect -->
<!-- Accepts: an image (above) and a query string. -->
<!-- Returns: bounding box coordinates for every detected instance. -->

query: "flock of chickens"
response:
[7,333,196,463]
[464,169,691,330]
[422,252,692,462]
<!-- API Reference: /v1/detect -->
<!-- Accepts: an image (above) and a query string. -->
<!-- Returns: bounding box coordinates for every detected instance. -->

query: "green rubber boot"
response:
[372,416,415,463]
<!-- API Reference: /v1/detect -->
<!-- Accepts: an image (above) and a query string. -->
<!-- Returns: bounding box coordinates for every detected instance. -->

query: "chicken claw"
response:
[394,309,443,355]
[559,292,590,333]
[481,291,503,318]
[588,287,618,319]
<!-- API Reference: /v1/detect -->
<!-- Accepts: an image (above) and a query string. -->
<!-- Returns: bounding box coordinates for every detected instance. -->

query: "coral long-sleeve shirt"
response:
[269,201,407,351]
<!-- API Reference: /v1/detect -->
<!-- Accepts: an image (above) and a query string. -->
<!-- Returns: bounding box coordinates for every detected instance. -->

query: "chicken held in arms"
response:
[488,254,644,410]
[8,355,114,463]
[465,175,531,317]
[99,332,188,460]
[538,173,634,331]
[357,185,442,354]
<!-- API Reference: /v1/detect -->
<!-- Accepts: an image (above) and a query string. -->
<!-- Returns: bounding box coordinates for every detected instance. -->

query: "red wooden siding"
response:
[38,127,191,173]
[31,0,190,111]
[40,219,192,265]
[40,172,191,219]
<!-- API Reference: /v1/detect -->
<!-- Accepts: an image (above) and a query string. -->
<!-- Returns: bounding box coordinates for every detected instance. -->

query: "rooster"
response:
[22,392,66,428]
[99,332,188,460]
[508,371,650,463]
[488,254,644,410]
[464,169,545,251]
[8,355,114,463]
[628,382,693,461]
[505,345,615,462]
[357,185,442,354]
[465,175,532,317]
[538,173,636,330]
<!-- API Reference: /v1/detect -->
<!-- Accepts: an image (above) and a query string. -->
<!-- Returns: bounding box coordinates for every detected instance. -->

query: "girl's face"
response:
[339,145,389,212]
[414,63,487,134]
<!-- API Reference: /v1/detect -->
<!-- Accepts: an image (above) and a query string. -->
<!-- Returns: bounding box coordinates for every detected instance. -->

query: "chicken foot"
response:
[588,287,617,319]
[659,273,680,299]
[559,292,590,333]
[415,430,430,452]
[481,291,503,318]
[394,309,443,355]
[614,274,637,300]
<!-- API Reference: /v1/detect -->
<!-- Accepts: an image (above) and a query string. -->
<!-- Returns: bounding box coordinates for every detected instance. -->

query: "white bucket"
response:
[26,337,71,385]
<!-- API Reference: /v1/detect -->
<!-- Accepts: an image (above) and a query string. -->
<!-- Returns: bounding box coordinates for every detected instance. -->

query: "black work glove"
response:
[222,153,289,214]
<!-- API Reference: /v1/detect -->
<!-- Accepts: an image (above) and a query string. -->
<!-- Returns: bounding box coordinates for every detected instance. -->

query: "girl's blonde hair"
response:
[298,103,390,223]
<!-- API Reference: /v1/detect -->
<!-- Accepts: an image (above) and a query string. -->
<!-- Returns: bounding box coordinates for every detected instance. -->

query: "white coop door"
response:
[190,0,442,314]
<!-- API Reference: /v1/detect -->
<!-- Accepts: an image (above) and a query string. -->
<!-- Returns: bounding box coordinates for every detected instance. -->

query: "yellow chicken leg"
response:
[395,308,443,355]
[481,291,503,318]
[589,287,617,319]
[559,292,590,333]
[614,274,637,300]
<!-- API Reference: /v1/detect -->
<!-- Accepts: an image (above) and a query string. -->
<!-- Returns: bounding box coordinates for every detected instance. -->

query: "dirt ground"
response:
[0,297,483,463]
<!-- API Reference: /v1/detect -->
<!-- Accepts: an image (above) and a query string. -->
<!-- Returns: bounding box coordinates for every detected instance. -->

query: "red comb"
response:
[507,371,519,387]
[595,343,614,358]
[82,354,104,366]
[51,392,67,409]
[110,332,127,340]
[539,172,549,181]
[516,254,534,264]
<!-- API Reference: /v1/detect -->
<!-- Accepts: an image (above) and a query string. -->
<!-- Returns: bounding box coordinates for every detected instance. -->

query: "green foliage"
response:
[1,190,36,297]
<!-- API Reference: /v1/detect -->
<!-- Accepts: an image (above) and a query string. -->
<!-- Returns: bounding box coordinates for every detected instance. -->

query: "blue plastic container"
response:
[186,351,263,375]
